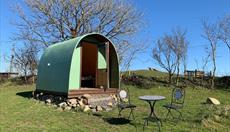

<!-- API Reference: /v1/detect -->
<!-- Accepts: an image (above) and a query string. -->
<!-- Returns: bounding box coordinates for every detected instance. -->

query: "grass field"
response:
[0,81,229,131]
[124,70,168,78]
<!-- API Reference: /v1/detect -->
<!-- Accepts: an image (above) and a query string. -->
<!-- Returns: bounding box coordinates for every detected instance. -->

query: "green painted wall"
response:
[36,38,79,93]
[68,47,81,90]
[98,45,107,69]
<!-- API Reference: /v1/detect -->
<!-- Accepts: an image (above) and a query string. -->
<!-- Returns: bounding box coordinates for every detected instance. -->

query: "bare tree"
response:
[13,43,39,83]
[119,38,149,72]
[152,29,188,85]
[219,14,230,50]
[219,14,230,73]
[169,28,189,85]
[12,0,142,69]
[202,47,211,72]
[118,39,148,88]
[201,47,211,87]
[202,20,219,89]
[182,46,188,74]
[194,58,200,71]
[152,35,177,84]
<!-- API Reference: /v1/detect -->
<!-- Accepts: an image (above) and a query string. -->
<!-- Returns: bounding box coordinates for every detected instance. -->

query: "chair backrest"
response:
[171,87,185,107]
[118,87,131,104]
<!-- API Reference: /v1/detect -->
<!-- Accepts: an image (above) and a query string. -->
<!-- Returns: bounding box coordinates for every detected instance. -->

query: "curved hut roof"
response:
[36,33,119,94]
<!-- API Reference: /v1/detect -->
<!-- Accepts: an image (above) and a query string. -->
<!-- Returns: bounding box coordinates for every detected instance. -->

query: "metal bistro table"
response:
[139,95,166,131]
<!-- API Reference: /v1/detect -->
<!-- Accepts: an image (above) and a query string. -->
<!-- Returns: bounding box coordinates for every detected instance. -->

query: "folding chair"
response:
[163,87,185,119]
[117,87,136,120]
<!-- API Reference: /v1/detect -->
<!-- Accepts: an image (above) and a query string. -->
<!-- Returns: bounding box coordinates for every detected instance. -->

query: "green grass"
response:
[0,82,229,131]
[123,69,168,78]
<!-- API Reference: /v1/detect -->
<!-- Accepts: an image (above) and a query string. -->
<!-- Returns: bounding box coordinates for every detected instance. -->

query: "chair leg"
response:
[119,107,135,120]
[143,119,148,131]
[128,108,135,120]
[118,108,123,118]
[128,109,131,119]
[165,110,170,119]
[159,118,163,127]
[169,109,175,119]
[168,109,176,119]
[165,108,174,119]
[156,120,161,131]
[169,109,183,120]
[165,107,183,121]
[175,109,183,120]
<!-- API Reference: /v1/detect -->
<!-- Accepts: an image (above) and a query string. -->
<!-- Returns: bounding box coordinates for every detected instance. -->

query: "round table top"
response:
[139,95,166,101]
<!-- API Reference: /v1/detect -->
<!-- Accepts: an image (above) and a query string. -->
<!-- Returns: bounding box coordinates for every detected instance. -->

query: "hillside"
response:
[123,69,168,78]
[122,69,230,90]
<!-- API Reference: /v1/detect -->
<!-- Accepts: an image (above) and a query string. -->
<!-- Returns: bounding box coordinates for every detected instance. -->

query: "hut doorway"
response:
[96,43,109,89]
[81,42,98,88]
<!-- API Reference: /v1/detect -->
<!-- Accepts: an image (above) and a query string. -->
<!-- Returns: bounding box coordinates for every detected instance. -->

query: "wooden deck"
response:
[68,88,118,98]
[35,88,118,98]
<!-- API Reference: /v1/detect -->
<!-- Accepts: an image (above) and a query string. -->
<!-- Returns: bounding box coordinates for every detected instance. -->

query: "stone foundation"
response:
[33,92,118,112]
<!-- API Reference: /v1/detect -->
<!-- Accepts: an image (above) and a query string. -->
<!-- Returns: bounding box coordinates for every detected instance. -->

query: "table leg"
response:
[143,101,162,131]
[151,103,162,126]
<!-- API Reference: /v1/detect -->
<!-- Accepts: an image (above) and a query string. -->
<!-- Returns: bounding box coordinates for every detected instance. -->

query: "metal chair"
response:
[163,87,185,119]
[117,87,136,120]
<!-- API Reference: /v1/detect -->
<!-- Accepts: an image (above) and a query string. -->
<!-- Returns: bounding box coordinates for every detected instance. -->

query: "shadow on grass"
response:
[92,113,103,117]
[103,117,131,125]
[16,91,33,99]
[103,117,138,131]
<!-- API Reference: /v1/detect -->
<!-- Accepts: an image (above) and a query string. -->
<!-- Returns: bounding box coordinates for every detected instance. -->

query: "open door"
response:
[81,42,98,88]
[96,42,110,88]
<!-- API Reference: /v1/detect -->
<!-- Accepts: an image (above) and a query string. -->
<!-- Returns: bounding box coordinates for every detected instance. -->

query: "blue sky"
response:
[0,0,230,76]
[131,0,230,76]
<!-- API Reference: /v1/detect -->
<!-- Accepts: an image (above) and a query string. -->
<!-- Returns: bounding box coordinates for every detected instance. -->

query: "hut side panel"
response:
[36,39,78,93]
[68,47,81,90]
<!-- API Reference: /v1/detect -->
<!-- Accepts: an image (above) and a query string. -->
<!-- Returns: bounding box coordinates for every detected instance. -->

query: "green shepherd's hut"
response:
[36,33,119,98]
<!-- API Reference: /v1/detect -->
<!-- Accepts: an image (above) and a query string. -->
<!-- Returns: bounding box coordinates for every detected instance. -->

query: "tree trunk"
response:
[211,62,216,89]
[70,29,77,38]
[32,72,35,84]
[176,62,180,86]
[211,50,216,89]
[168,72,172,84]
[24,71,27,84]
[183,63,187,74]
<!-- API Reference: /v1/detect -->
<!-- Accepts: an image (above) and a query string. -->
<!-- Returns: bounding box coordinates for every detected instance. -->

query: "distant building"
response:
[0,72,19,79]
[184,70,210,79]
